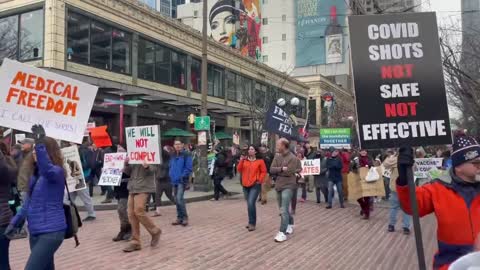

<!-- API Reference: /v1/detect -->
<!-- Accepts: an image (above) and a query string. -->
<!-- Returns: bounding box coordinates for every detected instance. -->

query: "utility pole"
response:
[194,0,211,191]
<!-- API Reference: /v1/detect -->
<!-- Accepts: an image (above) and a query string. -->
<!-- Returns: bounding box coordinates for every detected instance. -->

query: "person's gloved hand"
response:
[31,124,46,144]
[4,224,16,240]
[397,147,415,186]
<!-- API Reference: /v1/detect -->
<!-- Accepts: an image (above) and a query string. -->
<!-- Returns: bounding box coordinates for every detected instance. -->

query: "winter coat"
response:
[270,151,301,191]
[0,153,17,227]
[169,151,193,185]
[16,151,34,193]
[314,157,329,188]
[213,151,228,179]
[397,170,480,270]
[10,144,66,235]
[340,152,351,174]
[237,158,267,187]
[326,156,343,183]
[124,164,157,194]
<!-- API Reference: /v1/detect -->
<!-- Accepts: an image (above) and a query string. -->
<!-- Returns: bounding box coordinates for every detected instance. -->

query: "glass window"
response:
[90,20,111,70]
[138,38,155,81]
[236,75,244,103]
[226,71,236,101]
[140,0,156,9]
[282,15,286,22]
[262,36,268,44]
[282,34,286,41]
[190,58,201,92]
[255,83,266,107]
[171,51,186,89]
[67,12,89,65]
[19,9,44,60]
[112,29,131,74]
[207,64,223,97]
[262,55,268,63]
[262,18,268,25]
[308,99,317,125]
[155,44,171,85]
[0,15,18,63]
[282,53,286,60]
[242,77,253,104]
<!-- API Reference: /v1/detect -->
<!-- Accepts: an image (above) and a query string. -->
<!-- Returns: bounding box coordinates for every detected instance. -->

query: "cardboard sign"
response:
[90,126,112,148]
[98,153,127,186]
[414,158,443,178]
[84,122,96,137]
[348,168,386,201]
[320,128,351,149]
[61,146,86,192]
[300,159,321,176]
[348,13,452,149]
[15,134,25,144]
[125,125,161,164]
[0,59,98,144]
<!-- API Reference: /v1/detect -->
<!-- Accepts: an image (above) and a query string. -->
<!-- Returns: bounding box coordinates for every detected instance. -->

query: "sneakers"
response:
[286,225,294,235]
[123,244,141,253]
[388,225,395,232]
[403,227,411,235]
[274,232,287,243]
[326,205,332,209]
[247,225,256,232]
[82,216,96,222]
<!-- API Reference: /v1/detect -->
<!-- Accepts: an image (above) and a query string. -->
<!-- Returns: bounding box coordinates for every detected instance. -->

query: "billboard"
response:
[295,0,347,67]
[208,0,262,60]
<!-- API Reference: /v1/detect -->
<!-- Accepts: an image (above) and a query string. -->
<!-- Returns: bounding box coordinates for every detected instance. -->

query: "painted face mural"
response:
[209,0,262,60]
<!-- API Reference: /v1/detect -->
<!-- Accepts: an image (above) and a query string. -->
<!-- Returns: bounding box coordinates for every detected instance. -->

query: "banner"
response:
[300,159,321,176]
[296,0,347,67]
[0,59,98,143]
[265,105,293,139]
[61,146,86,192]
[414,158,443,178]
[348,13,452,149]
[320,128,351,149]
[125,125,161,164]
[98,153,127,186]
[90,126,112,148]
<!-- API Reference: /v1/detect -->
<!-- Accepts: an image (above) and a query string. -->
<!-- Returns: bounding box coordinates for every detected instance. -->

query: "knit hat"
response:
[451,135,480,167]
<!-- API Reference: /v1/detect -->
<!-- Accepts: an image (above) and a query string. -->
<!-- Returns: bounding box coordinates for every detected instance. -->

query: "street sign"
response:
[194,116,210,131]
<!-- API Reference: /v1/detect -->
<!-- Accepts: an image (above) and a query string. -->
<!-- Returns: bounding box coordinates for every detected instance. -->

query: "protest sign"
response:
[348,13,452,149]
[198,131,207,146]
[261,132,268,146]
[61,146,86,192]
[90,126,112,148]
[414,158,443,178]
[348,167,386,201]
[0,59,98,144]
[98,153,127,186]
[320,128,351,149]
[125,125,161,164]
[265,104,293,139]
[233,132,240,145]
[84,122,96,137]
[15,134,25,144]
[300,159,321,176]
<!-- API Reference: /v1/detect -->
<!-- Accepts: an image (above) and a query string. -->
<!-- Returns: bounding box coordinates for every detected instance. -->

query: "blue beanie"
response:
[451,135,480,167]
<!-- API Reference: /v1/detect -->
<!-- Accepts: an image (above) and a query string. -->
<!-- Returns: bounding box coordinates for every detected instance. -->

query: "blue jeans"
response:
[25,231,65,270]
[277,189,294,233]
[0,226,10,270]
[243,184,261,226]
[174,184,188,221]
[328,181,344,206]
[389,192,411,228]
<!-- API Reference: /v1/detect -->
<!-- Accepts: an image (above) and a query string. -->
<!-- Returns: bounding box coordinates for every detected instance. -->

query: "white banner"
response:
[98,153,127,186]
[414,158,443,178]
[125,125,161,164]
[0,59,98,143]
[61,146,86,192]
[15,134,25,144]
[326,34,343,64]
[300,159,321,176]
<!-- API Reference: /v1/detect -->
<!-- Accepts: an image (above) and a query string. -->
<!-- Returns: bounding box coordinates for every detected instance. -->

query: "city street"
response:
[10,194,437,270]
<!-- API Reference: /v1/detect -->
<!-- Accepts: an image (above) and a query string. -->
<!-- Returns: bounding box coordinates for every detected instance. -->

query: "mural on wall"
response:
[209,0,262,60]
[295,0,347,67]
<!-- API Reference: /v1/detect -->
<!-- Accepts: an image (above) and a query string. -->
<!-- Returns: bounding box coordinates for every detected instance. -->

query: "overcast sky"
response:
[427,0,462,24]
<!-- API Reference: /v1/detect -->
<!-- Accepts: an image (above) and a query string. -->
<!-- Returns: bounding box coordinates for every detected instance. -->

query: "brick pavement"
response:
[9,195,437,270]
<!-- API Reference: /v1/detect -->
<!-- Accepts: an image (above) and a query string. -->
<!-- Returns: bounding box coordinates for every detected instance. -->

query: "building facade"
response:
[461,0,480,80]
[354,0,422,14]
[0,0,308,143]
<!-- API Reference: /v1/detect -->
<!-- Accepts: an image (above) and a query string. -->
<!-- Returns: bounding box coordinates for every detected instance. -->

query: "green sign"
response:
[194,116,210,131]
[320,128,351,149]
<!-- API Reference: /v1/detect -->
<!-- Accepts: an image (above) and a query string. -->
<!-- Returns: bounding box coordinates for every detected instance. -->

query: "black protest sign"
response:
[349,12,452,149]
[265,104,294,139]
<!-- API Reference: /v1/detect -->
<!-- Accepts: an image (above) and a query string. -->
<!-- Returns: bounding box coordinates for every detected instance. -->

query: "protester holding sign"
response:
[397,135,480,270]
[5,125,67,270]
[237,145,267,232]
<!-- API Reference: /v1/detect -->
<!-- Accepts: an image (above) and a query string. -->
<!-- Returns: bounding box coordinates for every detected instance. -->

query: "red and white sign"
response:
[300,159,321,176]
[125,125,161,164]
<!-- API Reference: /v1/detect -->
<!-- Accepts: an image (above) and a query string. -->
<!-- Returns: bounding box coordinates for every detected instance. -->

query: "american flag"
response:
[299,116,310,139]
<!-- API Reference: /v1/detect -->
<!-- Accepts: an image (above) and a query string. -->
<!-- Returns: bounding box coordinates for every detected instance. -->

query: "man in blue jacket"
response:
[169,140,193,226]
[326,148,344,209]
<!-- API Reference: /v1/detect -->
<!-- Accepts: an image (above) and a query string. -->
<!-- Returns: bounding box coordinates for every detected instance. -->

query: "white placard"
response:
[261,132,268,145]
[233,132,240,145]
[61,146,86,192]
[125,125,161,164]
[98,153,127,186]
[383,168,392,179]
[0,59,98,143]
[300,159,321,176]
[15,134,25,144]
[198,131,207,146]
[84,122,96,137]
[414,158,443,178]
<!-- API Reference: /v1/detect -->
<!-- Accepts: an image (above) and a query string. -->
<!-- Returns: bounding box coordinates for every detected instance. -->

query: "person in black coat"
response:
[152,149,175,216]
[211,145,229,201]
[326,148,344,209]
[112,171,132,242]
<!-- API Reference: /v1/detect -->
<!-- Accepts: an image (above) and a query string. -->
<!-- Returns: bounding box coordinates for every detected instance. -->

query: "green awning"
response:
[163,128,195,138]
[215,131,232,140]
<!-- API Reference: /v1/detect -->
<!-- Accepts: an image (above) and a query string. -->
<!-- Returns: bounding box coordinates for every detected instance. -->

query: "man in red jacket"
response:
[397,135,480,270]
[340,149,351,201]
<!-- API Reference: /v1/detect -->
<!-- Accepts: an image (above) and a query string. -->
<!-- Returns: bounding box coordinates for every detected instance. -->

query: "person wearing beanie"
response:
[397,135,480,270]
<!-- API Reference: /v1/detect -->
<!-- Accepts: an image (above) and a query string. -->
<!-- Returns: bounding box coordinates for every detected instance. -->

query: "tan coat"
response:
[383,155,399,192]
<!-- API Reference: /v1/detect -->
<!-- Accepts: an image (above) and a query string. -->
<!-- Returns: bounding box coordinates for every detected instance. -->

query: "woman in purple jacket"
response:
[5,125,67,270]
